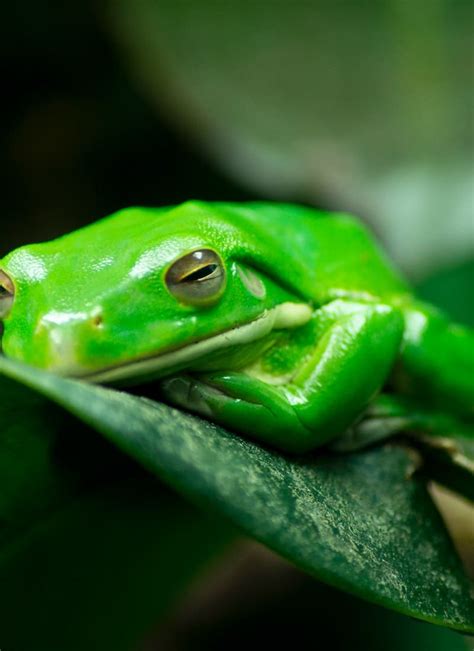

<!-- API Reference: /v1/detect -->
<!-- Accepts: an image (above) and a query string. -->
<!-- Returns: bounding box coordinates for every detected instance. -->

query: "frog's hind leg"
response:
[332,393,474,452]
[337,393,474,501]
[395,304,474,421]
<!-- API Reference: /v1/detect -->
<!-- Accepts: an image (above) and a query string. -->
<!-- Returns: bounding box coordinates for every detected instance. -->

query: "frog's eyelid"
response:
[0,270,15,319]
[0,300,13,319]
[0,270,14,295]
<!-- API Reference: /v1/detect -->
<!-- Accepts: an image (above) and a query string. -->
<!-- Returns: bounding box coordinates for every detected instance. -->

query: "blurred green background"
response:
[0,2,472,650]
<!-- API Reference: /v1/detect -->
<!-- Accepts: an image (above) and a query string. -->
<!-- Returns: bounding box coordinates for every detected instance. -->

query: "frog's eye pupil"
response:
[166,249,226,305]
[182,263,218,283]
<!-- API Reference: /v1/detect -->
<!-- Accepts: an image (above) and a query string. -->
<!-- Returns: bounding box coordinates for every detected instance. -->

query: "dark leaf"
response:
[1,356,472,633]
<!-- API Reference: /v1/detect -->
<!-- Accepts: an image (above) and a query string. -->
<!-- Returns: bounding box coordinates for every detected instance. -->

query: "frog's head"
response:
[0,202,311,383]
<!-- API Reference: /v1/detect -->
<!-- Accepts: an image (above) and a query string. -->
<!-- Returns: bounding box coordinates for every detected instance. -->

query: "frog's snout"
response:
[36,308,105,335]
[29,308,106,375]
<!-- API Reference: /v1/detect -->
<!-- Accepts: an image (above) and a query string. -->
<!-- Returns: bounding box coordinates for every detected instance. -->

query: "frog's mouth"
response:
[82,301,312,386]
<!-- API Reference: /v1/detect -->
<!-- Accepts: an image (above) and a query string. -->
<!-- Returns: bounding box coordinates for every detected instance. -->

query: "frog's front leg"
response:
[161,301,404,453]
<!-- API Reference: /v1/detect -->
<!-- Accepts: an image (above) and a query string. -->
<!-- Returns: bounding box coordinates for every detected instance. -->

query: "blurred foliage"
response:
[109,0,474,279]
[0,3,473,650]
[418,259,474,328]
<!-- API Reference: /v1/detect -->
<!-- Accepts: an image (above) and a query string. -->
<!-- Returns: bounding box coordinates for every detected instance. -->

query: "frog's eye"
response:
[165,249,226,306]
[0,270,14,319]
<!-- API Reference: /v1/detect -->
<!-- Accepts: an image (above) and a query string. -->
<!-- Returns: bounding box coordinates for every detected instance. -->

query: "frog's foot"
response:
[160,372,313,453]
[330,414,413,452]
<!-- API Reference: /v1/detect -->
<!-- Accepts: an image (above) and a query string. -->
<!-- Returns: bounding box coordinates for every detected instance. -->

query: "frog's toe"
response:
[160,374,227,419]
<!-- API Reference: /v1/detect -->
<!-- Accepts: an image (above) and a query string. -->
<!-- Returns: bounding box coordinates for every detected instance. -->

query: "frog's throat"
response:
[84,301,312,385]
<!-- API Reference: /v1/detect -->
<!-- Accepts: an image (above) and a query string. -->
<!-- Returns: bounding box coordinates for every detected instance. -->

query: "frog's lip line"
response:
[79,301,312,385]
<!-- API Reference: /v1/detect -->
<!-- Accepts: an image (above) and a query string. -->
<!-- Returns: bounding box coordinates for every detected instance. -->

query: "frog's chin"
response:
[79,301,312,386]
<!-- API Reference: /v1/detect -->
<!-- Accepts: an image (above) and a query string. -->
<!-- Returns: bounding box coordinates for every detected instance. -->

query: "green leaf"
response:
[0,371,234,651]
[1,356,472,633]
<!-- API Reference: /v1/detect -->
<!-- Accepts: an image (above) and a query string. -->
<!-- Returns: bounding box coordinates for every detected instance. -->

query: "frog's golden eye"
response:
[165,249,226,306]
[0,270,14,319]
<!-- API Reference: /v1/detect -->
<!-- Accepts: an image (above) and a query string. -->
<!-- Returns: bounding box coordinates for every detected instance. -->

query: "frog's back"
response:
[40,200,409,307]
[205,201,410,305]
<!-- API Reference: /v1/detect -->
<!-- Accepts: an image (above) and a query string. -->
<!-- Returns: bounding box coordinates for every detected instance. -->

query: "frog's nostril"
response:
[91,313,104,329]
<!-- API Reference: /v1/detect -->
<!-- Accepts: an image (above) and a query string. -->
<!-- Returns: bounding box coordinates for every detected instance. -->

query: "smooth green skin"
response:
[1,201,473,453]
